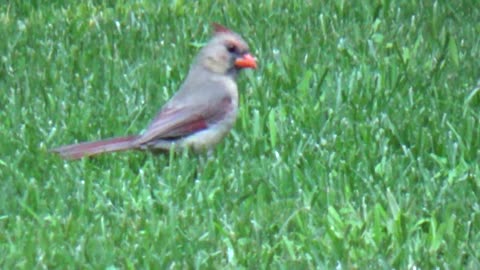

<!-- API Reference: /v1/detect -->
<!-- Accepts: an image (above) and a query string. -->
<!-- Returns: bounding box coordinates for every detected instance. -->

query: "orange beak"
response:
[234,53,257,69]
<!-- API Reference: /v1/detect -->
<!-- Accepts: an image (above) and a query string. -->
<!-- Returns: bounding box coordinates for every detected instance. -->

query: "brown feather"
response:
[51,136,138,159]
[212,23,232,34]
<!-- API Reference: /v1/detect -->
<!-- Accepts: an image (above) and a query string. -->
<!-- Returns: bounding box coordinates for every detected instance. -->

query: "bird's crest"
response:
[212,23,232,34]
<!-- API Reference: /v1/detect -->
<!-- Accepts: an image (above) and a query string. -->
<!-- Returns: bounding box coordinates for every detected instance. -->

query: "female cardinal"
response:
[51,23,257,159]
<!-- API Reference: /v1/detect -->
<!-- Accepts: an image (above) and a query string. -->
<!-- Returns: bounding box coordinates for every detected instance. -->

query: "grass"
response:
[1,0,479,269]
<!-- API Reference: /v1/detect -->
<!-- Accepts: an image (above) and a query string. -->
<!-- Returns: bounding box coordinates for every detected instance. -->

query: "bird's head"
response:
[198,23,257,76]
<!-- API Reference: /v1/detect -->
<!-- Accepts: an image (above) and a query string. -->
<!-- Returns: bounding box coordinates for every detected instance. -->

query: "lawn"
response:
[1,0,479,269]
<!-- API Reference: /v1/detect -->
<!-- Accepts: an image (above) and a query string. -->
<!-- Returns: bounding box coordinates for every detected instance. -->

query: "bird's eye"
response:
[226,44,237,53]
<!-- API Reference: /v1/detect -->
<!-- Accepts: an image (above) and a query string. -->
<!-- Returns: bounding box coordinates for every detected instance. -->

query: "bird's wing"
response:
[134,95,233,145]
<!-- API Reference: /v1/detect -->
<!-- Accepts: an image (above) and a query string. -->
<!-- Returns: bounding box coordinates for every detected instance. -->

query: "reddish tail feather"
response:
[51,135,139,159]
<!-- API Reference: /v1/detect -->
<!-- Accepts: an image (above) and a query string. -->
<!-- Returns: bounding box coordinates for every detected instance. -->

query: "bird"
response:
[51,23,257,159]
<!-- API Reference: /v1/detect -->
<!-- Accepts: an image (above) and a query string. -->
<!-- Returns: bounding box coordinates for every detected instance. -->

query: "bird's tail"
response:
[51,135,139,159]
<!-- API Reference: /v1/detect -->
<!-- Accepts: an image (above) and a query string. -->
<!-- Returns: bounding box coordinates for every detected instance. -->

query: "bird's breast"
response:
[180,119,236,152]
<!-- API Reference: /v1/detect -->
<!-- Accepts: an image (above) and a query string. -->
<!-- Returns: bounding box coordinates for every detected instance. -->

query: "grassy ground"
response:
[1,0,479,269]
